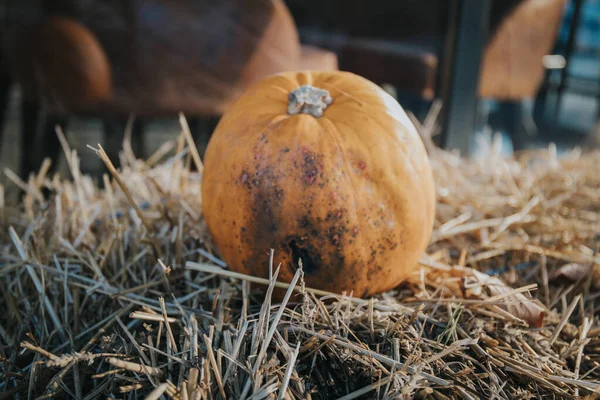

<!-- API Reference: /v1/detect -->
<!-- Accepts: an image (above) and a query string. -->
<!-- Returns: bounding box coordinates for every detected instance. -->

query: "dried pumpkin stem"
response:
[287,84,332,117]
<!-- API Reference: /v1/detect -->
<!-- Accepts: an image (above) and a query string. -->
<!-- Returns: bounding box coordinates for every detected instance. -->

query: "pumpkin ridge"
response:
[318,117,370,276]
[319,117,364,204]
[314,81,366,107]
[231,114,287,143]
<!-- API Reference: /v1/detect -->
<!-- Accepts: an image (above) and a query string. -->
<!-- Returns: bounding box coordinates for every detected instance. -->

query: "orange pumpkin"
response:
[202,70,435,297]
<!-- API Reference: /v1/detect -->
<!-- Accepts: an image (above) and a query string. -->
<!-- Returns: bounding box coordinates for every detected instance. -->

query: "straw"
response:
[2,108,600,399]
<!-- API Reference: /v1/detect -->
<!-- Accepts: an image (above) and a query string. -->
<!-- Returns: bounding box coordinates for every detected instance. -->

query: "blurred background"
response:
[0,0,599,183]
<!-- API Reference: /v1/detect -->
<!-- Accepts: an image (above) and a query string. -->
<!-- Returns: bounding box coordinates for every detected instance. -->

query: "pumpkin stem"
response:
[287,85,332,117]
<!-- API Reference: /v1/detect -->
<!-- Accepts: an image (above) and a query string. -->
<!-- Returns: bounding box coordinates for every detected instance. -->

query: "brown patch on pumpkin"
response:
[237,168,254,189]
[296,148,322,185]
[367,264,384,283]
[274,207,354,279]
[331,234,340,245]
[235,150,372,289]
[275,187,284,201]
[384,234,399,250]
[286,238,320,275]
[241,163,288,274]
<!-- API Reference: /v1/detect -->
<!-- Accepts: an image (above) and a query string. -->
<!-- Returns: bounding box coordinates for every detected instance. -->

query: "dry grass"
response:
[1,110,600,399]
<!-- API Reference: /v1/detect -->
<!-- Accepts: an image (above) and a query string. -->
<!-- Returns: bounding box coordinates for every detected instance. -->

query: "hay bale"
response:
[1,112,600,399]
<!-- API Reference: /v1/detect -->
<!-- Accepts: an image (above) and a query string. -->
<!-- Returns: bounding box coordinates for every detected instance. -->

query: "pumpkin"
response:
[202,70,435,297]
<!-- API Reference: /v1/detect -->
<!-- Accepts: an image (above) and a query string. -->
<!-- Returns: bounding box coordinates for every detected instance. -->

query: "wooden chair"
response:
[286,0,567,150]
[0,0,338,179]
[0,52,11,156]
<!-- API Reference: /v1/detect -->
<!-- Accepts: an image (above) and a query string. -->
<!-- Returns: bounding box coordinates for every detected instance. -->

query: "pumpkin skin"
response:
[202,70,435,297]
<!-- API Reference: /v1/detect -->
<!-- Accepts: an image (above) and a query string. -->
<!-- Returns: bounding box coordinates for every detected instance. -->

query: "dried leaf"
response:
[549,263,591,283]
[424,265,547,328]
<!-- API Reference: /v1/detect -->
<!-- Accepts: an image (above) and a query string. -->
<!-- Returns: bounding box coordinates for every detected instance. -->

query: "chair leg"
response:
[20,100,41,179]
[533,83,550,129]
[131,119,145,159]
[489,100,527,152]
[41,115,68,173]
[19,100,67,180]
[0,78,11,153]
[102,119,125,169]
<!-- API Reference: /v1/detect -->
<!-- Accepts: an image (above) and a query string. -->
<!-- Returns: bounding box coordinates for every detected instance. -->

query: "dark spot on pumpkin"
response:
[288,239,317,274]
[332,234,340,245]
[358,161,366,170]
[369,248,377,263]
[304,171,318,184]
[275,187,284,201]
[283,147,290,153]
[367,264,384,282]
[297,148,322,185]
[241,227,246,232]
